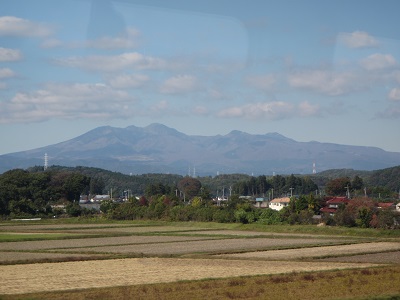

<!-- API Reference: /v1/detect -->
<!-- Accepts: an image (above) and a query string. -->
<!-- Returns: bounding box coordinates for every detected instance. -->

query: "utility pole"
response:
[345,185,350,199]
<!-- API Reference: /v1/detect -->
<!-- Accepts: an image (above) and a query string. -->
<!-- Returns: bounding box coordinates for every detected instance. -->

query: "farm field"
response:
[0,220,399,299]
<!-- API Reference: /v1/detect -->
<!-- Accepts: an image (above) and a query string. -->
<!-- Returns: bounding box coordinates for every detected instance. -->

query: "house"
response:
[320,197,350,216]
[254,197,268,208]
[269,197,291,211]
[397,203,400,212]
[90,195,110,202]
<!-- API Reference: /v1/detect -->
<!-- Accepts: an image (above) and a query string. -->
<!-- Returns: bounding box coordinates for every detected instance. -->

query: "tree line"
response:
[0,166,399,230]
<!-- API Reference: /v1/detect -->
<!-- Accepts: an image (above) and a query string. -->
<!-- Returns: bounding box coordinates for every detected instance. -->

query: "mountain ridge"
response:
[1,123,400,176]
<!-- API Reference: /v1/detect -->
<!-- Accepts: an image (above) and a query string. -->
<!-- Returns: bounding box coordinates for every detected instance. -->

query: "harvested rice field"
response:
[0,257,380,295]
[0,221,399,298]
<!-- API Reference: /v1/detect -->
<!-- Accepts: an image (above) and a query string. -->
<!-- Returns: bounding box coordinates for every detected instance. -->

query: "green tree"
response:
[177,177,202,199]
[257,208,281,225]
[325,177,351,196]
[100,199,117,214]
[65,202,82,217]
[191,196,203,208]
[63,173,90,202]
[89,177,105,195]
[352,176,364,191]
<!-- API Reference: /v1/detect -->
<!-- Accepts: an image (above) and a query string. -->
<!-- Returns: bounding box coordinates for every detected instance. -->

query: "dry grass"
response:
[0,221,399,299]
[218,242,400,260]
[1,266,399,300]
[55,237,352,256]
[0,257,381,295]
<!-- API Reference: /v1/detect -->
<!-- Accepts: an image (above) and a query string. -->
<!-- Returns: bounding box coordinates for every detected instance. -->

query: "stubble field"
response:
[0,220,399,299]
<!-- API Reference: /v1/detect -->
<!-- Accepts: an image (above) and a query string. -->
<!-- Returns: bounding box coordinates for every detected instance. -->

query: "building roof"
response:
[270,197,291,204]
[320,207,337,213]
[377,202,395,208]
[325,197,350,205]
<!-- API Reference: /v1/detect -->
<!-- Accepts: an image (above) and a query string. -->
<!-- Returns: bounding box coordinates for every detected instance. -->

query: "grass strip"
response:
[1,266,398,300]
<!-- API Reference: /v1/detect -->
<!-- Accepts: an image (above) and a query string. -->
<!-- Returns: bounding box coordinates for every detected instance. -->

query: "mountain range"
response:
[1,123,400,176]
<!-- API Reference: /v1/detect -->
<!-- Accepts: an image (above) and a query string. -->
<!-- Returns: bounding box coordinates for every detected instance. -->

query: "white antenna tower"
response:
[312,162,316,174]
[193,166,196,178]
[44,153,48,171]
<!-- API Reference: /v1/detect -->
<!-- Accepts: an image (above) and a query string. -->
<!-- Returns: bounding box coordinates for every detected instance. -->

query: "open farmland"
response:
[0,221,399,299]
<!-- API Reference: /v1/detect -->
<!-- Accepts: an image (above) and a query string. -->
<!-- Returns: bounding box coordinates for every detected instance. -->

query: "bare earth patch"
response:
[318,250,400,264]
[0,258,380,295]
[217,242,400,260]
[0,235,219,252]
[0,251,105,262]
[58,237,348,255]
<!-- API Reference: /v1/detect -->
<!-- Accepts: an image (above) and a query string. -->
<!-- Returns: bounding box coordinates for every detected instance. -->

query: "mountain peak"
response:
[1,123,400,175]
[144,123,182,136]
[227,130,248,136]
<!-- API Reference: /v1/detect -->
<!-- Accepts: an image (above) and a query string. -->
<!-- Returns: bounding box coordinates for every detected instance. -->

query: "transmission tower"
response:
[44,153,48,171]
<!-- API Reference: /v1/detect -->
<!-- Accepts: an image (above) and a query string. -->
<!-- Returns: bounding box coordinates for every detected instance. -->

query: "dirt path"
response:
[0,258,380,295]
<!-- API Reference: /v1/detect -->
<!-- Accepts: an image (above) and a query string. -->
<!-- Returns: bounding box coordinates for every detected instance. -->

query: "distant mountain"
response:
[1,123,400,175]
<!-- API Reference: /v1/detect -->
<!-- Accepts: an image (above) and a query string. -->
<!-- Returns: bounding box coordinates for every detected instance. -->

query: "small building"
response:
[91,195,110,202]
[269,197,291,211]
[254,197,268,208]
[320,197,350,216]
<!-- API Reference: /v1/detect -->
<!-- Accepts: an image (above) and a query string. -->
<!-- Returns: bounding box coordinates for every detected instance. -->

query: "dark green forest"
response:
[0,165,399,229]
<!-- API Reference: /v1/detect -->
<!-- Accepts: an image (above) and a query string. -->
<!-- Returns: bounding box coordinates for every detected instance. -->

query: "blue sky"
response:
[1,0,400,155]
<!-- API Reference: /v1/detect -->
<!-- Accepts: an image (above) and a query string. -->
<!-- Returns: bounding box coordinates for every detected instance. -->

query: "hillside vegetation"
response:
[1,165,399,229]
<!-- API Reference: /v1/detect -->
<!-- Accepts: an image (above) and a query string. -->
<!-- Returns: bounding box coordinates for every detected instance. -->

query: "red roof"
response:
[377,202,394,208]
[325,197,350,205]
[320,207,337,213]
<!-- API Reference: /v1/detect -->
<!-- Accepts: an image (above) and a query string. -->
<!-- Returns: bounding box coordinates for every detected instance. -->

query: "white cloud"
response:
[149,100,169,114]
[360,53,397,70]
[217,100,321,120]
[84,27,140,49]
[245,74,276,91]
[41,38,63,48]
[43,27,141,49]
[193,105,209,115]
[160,75,198,94]
[217,101,294,120]
[339,31,379,49]
[0,67,16,89]
[0,16,53,37]
[288,69,360,96]
[108,74,149,89]
[388,88,400,101]
[0,83,134,123]
[0,68,16,79]
[298,101,320,117]
[0,47,23,62]
[56,52,167,72]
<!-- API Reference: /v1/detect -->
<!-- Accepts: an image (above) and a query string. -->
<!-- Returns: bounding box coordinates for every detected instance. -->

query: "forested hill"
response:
[23,164,400,197]
[365,166,400,191]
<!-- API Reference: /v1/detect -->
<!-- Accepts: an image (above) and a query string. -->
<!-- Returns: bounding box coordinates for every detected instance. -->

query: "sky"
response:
[1,0,400,155]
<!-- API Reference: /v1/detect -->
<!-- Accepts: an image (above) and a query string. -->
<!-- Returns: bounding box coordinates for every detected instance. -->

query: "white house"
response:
[269,197,291,211]
[90,195,110,202]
